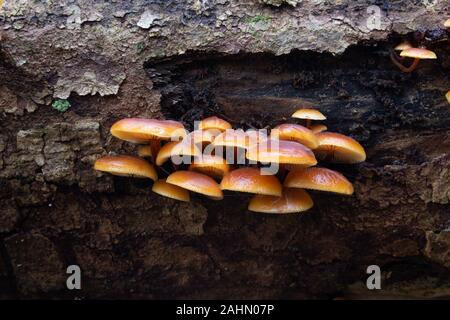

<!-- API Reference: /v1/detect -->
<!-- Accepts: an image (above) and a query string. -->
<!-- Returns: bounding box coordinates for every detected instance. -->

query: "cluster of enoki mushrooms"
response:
[94,107,366,214]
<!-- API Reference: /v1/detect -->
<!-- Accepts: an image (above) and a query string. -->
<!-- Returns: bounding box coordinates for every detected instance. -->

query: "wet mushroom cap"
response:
[189,155,230,179]
[314,132,366,163]
[137,145,153,158]
[284,167,354,195]
[246,140,317,167]
[271,123,319,149]
[198,116,232,132]
[110,118,186,143]
[220,167,282,196]
[248,188,313,214]
[291,108,326,120]
[309,124,327,134]
[94,155,157,180]
[155,140,202,166]
[446,90,450,104]
[394,41,412,51]
[166,171,223,199]
[212,130,251,149]
[400,47,437,59]
[152,179,190,202]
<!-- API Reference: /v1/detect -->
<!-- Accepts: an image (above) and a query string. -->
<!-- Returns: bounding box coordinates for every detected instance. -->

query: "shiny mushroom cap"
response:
[309,124,328,134]
[284,167,354,195]
[444,19,450,28]
[94,155,157,180]
[315,132,366,164]
[152,179,190,202]
[446,90,450,104]
[292,108,326,120]
[155,140,202,166]
[166,171,223,200]
[394,41,412,51]
[246,140,317,167]
[271,124,319,149]
[212,129,251,149]
[198,116,232,132]
[400,47,437,59]
[220,167,282,196]
[110,118,187,143]
[189,155,230,179]
[248,188,313,214]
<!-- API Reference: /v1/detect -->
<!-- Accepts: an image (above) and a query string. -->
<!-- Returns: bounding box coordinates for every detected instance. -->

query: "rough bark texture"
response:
[0,0,449,299]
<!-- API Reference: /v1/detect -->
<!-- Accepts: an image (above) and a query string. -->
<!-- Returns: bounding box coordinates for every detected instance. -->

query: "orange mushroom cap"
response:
[137,145,153,158]
[94,155,157,180]
[292,108,326,120]
[314,132,366,164]
[152,179,190,202]
[400,47,437,59]
[271,123,319,149]
[446,90,450,104]
[246,140,317,167]
[198,116,232,132]
[155,140,202,166]
[220,167,282,196]
[166,171,223,199]
[394,41,412,51]
[189,155,230,179]
[110,118,187,143]
[248,188,313,214]
[212,129,251,149]
[284,167,354,195]
[309,124,327,134]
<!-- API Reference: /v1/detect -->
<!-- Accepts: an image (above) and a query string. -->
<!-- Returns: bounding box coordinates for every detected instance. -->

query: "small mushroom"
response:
[212,129,251,149]
[94,155,157,180]
[309,124,327,134]
[271,123,319,149]
[198,116,232,132]
[155,140,202,166]
[220,167,282,196]
[248,188,313,214]
[284,167,354,195]
[189,155,230,179]
[246,139,317,168]
[445,19,450,28]
[314,132,366,164]
[446,90,450,104]
[110,118,187,143]
[391,47,437,73]
[212,129,252,164]
[394,41,412,51]
[110,118,187,161]
[166,171,223,200]
[291,108,326,128]
[152,179,190,202]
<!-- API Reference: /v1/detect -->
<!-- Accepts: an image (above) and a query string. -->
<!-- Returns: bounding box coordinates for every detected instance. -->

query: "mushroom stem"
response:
[390,49,420,73]
[306,119,311,128]
[150,140,161,163]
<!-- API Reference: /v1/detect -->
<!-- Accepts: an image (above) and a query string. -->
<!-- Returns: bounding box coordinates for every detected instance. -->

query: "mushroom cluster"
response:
[94,109,366,214]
